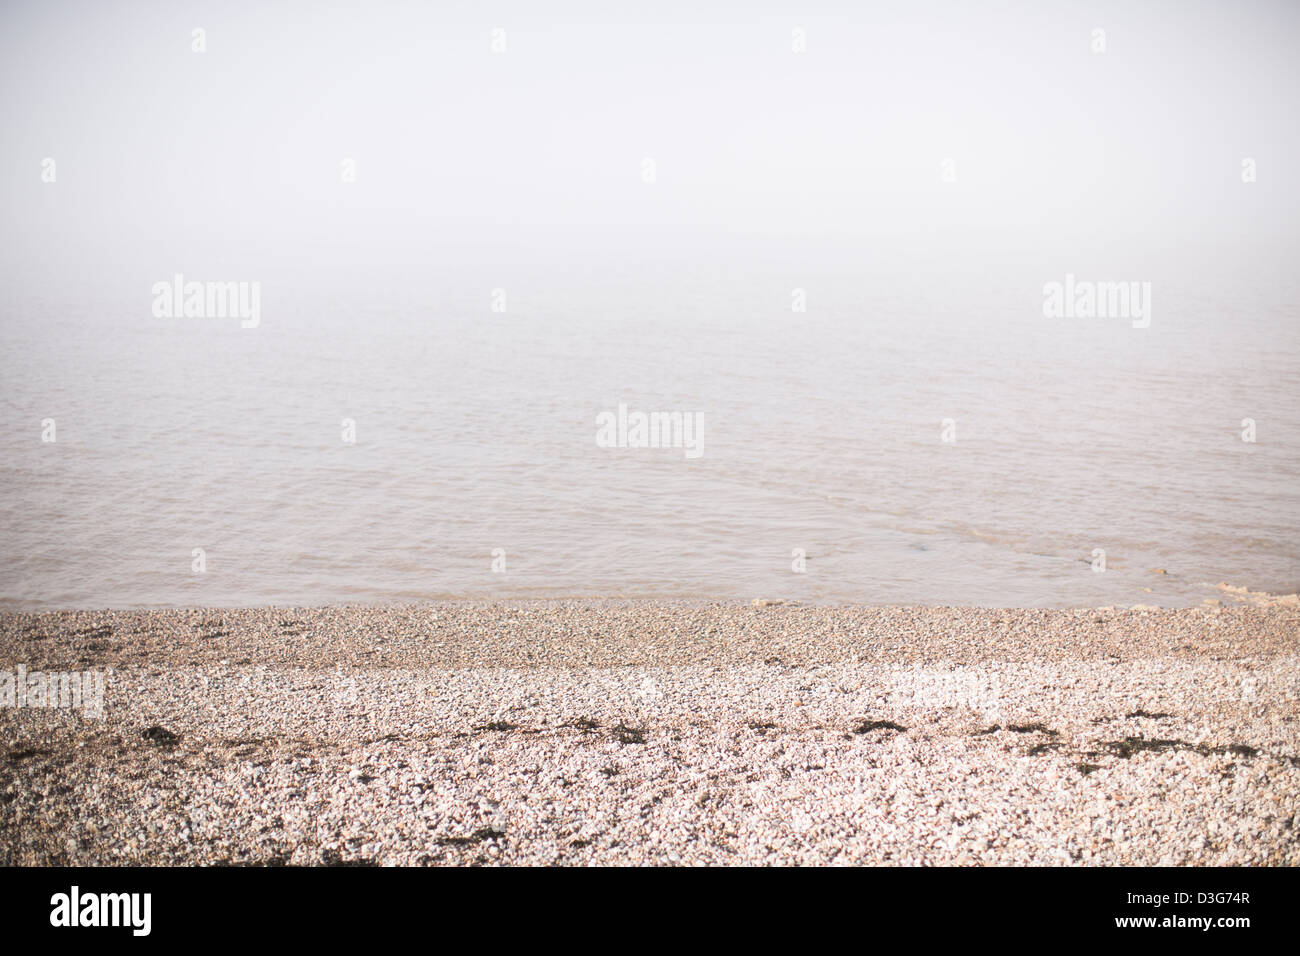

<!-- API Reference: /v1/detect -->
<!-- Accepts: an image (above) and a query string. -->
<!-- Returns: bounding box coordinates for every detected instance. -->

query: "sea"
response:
[2,241,1297,609]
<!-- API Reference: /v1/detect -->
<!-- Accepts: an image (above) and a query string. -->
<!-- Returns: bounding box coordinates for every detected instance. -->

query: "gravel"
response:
[1,601,1297,865]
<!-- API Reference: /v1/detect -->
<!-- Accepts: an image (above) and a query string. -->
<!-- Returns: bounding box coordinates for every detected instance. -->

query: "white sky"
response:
[2,0,1297,285]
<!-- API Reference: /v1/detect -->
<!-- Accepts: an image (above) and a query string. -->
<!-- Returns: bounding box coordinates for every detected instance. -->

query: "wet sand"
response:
[2,602,1297,865]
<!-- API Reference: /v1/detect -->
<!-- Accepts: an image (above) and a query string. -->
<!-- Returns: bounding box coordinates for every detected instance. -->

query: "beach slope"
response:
[1,602,1297,865]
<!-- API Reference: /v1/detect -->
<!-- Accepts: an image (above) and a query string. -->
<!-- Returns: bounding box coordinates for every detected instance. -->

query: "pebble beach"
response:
[2,601,1298,866]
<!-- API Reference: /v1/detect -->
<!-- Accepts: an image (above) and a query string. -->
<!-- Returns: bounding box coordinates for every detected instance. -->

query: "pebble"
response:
[1,601,1297,865]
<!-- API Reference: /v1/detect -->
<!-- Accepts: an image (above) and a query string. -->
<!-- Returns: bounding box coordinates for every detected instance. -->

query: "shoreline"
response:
[2,578,1295,615]
[2,602,1298,865]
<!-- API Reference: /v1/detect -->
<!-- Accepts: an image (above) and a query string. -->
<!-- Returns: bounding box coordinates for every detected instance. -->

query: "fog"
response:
[3,0,1298,295]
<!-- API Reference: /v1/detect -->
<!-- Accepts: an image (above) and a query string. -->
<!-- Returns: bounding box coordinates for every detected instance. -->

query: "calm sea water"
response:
[2,249,1297,609]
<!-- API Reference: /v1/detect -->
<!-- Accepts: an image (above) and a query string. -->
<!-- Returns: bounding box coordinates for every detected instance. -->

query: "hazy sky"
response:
[2,0,1298,287]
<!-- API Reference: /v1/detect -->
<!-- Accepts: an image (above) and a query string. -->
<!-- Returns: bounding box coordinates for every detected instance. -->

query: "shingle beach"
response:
[2,601,1298,866]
